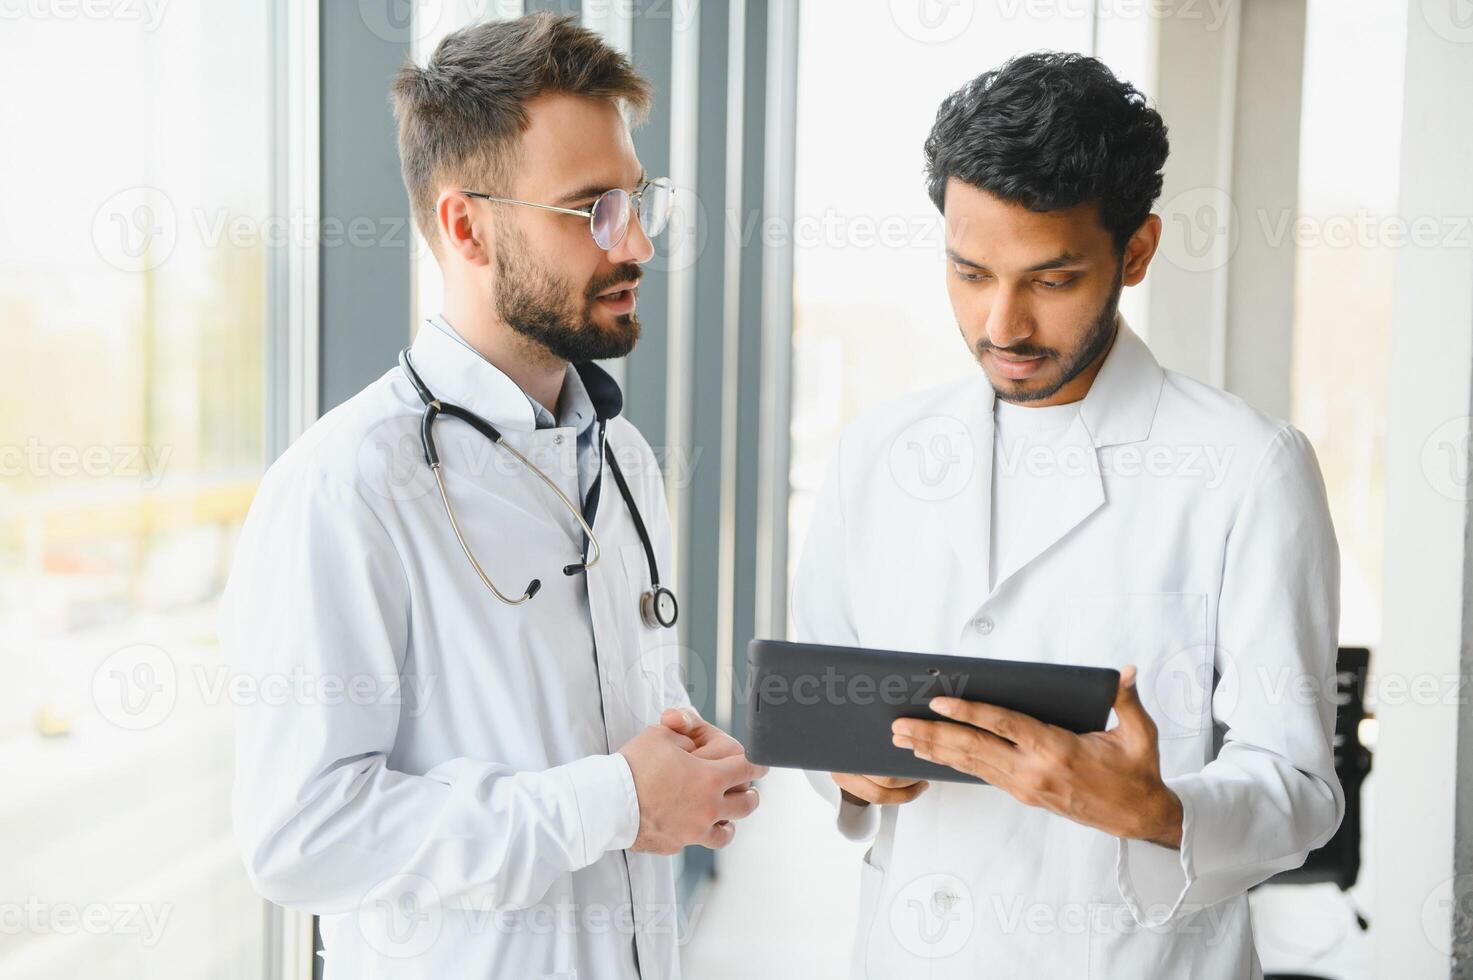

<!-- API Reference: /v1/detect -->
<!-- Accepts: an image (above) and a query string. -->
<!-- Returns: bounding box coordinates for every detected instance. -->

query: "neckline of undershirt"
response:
[993,396,1082,434]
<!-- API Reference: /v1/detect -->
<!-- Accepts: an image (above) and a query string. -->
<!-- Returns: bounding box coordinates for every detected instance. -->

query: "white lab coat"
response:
[792,320,1344,979]
[221,321,689,979]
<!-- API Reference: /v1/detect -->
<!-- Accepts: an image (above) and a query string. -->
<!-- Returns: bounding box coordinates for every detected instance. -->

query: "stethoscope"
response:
[398,348,679,630]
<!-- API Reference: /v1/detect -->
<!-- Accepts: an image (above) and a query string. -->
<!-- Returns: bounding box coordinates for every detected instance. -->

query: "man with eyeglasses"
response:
[221,14,762,979]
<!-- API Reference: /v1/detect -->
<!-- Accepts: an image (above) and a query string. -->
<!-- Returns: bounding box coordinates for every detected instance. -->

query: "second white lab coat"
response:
[221,321,689,979]
[792,319,1344,978]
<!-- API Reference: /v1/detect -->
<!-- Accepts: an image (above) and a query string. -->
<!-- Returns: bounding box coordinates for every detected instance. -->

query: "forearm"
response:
[1116,748,1341,924]
[1136,783,1183,850]
[236,750,639,913]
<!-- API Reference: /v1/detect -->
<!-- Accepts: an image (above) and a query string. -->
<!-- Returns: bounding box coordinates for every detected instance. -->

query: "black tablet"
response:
[744,639,1121,785]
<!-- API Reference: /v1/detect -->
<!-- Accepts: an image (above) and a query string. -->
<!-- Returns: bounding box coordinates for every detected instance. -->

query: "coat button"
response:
[972,616,994,635]
[931,889,957,913]
[553,433,565,446]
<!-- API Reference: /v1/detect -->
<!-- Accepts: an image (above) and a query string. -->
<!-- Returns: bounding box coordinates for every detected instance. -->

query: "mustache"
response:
[975,339,1057,359]
[586,264,643,299]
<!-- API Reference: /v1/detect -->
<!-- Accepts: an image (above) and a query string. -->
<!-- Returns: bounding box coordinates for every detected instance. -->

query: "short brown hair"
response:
[390,12,652,249]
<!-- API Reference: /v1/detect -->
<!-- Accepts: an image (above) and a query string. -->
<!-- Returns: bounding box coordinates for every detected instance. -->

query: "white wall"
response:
[1373,4,1473,974]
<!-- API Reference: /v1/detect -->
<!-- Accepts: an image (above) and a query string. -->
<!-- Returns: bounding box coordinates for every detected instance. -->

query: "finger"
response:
[710,753,765,789]
[690,733,764,775]
[695,730,771,778]
[1112,664,1158,747]
[700,820,736,850]
[867,779,929,804]
[692,735,743,761]
[894,719,1017,776]
[836,773,929,805]
[652,725,696,753]
[869,775,923,790]
[660,706,704,734]
[717,786,760,822]
[925,698,1048,751]
[904,736,1012,786]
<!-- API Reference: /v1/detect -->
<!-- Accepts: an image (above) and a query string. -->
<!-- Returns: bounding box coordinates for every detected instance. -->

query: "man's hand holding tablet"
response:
[830,773,929,806]
[745,639,1123,796]
[811,663,1182,850]
[888,665,1184,849]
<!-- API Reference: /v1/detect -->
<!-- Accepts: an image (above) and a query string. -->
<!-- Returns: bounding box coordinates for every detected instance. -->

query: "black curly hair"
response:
[923,52,1169,254]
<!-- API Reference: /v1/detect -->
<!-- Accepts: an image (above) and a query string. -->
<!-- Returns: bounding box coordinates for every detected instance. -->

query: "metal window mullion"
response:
[756,0,798,645]
[263,0,321,976]
[714,0,748,738]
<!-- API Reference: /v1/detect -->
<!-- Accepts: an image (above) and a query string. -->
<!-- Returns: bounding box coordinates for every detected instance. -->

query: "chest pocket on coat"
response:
[1064,593,1211,777]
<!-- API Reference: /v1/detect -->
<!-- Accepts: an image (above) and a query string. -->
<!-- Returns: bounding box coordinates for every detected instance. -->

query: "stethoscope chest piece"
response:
[640,586,679,630]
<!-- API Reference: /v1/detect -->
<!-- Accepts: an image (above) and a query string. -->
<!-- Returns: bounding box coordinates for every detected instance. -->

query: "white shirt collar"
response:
[407,315,620,434]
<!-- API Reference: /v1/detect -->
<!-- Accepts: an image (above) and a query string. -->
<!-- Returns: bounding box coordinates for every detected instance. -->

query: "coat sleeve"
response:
[789,433,881,843]
[221,463,640,917]
[1115,425,1345,925]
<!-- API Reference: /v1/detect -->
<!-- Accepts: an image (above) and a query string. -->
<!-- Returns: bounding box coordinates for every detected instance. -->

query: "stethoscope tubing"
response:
[398,347,673,625]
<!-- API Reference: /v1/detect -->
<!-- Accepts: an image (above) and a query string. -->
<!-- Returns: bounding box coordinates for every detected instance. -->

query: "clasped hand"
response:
[619,707,768,854]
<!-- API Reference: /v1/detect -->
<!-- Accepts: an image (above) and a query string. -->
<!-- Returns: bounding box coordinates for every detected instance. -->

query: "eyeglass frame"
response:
[459,176,674,252]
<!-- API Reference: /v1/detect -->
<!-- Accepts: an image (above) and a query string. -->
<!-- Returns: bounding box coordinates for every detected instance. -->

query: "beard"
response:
[972,264,1123,404]
[494,223,642,363]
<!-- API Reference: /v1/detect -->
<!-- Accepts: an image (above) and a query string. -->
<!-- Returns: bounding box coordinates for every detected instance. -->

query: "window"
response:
[1,6,276,976]
[1289,0,1408,647]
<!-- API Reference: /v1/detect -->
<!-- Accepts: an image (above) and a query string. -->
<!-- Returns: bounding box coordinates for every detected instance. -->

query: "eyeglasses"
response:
[462,177,675,252]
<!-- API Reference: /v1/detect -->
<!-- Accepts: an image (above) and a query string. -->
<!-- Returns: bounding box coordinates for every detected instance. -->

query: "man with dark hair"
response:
[794,52,1342,976]
[223,14,761,979]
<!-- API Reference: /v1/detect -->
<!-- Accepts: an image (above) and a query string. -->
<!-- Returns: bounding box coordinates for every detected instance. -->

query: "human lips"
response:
[596,278,640,297]
[594,281,639,314]
[985,348,1049,381]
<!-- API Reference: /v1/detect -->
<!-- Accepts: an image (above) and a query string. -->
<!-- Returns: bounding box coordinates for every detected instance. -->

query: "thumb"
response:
[1113,665,1157,745]
[661,706,702,734]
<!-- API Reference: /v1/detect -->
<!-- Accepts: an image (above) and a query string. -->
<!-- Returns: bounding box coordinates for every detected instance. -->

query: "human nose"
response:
[985,284,1034,349]
[607,201,654,265]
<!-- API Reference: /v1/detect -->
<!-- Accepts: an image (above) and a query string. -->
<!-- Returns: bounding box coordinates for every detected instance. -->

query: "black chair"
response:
[1260,647,1373,980]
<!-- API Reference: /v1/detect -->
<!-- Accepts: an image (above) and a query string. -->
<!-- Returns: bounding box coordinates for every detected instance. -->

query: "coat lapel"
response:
[939,378,996,622]
[988,410,1106,593]
[953,317,1166,599]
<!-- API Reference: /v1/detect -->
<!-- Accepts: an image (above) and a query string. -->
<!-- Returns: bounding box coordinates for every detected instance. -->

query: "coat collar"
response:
[405,316,623,431]
[1075,315,1165,448]
[970,313,1164,447]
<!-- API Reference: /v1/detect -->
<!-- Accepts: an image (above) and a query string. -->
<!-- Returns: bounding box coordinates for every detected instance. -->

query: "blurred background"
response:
[3,0,1471,977]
